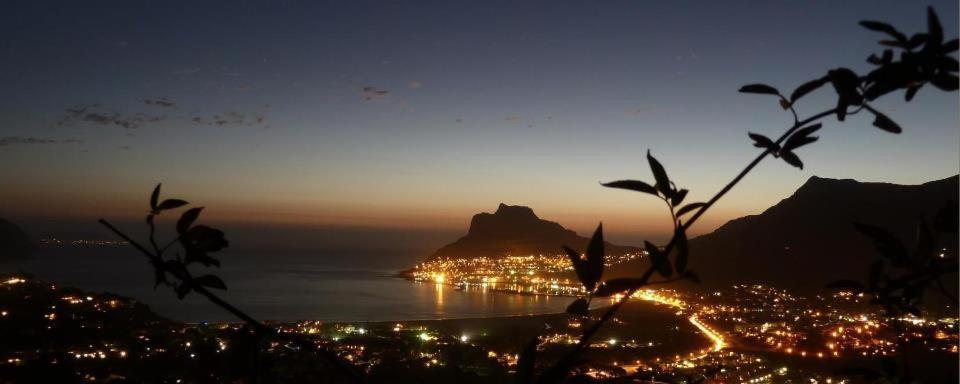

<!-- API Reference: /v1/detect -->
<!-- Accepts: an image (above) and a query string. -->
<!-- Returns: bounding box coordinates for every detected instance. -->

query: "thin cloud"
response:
[191,110,268,128]
[0,137,85,146]
[361,86,391,101]
[143,97,176,108]
[59,104,165,129]
[59,100,269,131]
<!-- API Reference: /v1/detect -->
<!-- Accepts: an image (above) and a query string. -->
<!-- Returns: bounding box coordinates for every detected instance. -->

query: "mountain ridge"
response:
[678,174,959,292]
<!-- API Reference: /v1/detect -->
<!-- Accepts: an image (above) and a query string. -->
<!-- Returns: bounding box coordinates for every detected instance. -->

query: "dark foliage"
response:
[100,184,362,383]
[520,7,957,383]
[827,199,959,319]
[94,7,957,384]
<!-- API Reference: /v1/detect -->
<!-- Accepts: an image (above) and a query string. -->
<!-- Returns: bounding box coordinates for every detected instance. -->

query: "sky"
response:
[0,0,957,243]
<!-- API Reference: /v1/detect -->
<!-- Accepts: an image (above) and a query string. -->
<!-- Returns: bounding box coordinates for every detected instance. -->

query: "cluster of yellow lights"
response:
[411,253,645,295]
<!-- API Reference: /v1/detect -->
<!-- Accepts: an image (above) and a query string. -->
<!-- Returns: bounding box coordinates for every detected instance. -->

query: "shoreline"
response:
[232,278,605,325]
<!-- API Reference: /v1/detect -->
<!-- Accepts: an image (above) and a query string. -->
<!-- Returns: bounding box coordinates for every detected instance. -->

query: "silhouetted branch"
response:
[541,107,844,383]
[682,107,839,228]
[99,218,364,383]
[542,7,958,381]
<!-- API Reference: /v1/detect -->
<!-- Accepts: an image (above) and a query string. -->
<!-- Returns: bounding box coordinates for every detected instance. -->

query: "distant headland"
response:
[426,203,638,261]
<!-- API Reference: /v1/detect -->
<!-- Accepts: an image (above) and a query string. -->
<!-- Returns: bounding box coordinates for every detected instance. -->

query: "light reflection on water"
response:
[1,248,572,323]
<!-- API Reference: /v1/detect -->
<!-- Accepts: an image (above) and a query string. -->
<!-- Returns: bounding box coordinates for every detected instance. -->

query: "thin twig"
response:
[683,107,838,228]
[99,219,364,383]
[540,107,844,383]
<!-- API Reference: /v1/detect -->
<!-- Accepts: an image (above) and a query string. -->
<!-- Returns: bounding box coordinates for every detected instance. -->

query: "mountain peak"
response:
[790,176,865,201]
[494,203,538,220]
[426,204,637,260]
[799,175,857,187]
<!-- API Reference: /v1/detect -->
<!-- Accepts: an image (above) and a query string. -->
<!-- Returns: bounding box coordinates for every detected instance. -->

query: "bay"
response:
[0,247,572,323]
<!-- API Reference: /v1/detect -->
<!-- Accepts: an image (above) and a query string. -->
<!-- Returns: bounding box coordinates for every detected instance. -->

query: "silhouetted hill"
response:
[685,175,958,292]
[0,217,33,260]
[427,203,639,260]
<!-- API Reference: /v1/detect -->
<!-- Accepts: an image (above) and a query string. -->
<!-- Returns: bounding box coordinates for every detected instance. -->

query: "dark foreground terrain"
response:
[1,273,956,383]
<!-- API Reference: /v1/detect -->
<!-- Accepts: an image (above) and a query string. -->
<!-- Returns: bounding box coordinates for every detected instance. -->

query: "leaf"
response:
[783,136,818,152]
[930,73,958,91]
[792,123,822,138]
[937,56,959,73]
[943,38,958,53]
[906,34,927,50]
[878,40,903,48]
[177,207,204,234]
[157,199,189,211]
[927,6,943,46]
[782,123,822,152]
[645,241,672,278]
[671,189,688,207]
[748,132,779,152]
[778,149,803,169]
[675,228,689,273]
[594,278,646,297]
[563,245,590,290]
[867,49,894,65]
[870,110,902,133]
[881,49,893,63]
[854,223,910,267]
[602,180,657,195]
[565,297,590,315]
[826,279,864,290]
[676,202,706,218]
[738,83,780,95]
[183,225,229,253]
[150,183,161,210]
[904,85,920,102]
[515,338,538,384]
[858,21,907,44]
[790,77,828,103]
[585,224,605,289]
[647,150,670,196]
[194,275,227,290]
[827,68,863,121]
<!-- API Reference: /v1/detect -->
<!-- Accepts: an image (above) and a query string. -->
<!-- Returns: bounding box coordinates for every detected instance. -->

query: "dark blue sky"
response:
[1,0,957,239]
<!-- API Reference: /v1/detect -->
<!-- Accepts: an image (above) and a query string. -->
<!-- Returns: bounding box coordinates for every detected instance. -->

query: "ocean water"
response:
[0,247,572,323]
